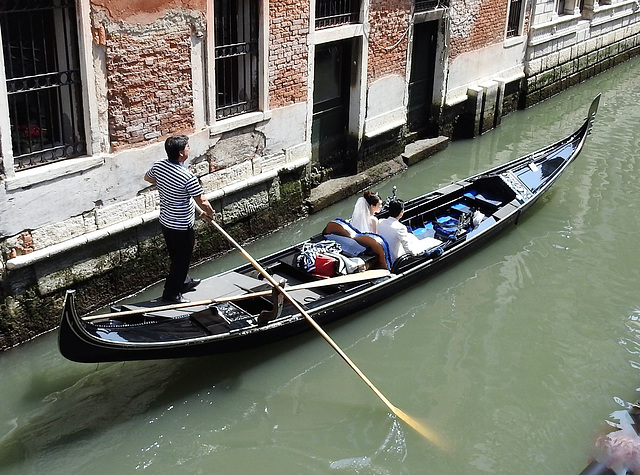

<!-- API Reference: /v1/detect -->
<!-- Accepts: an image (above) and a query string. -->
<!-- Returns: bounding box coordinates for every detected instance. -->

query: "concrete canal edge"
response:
[0,136,448,351]
[306,136,449,212]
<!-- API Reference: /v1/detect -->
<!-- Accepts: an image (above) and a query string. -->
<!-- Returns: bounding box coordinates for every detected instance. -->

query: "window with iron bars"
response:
[414,0,449,13]
[506,0,523,37]
[214,0,259,120]
[0,0,86,171]
[315,0,360,29]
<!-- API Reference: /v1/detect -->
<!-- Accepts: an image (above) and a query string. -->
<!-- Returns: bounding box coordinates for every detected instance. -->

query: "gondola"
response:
[59,95,600,363]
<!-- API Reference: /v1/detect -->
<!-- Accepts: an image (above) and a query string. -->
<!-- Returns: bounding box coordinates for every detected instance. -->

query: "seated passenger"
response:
[323,218,391,270]
[377,200,441,263]
[350,190,382,234]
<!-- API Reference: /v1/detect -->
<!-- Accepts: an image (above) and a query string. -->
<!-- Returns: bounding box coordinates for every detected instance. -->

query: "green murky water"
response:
[2,57,640,474]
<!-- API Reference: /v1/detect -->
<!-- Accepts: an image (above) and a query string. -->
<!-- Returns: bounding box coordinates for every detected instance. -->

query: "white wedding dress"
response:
[350,197,377,234]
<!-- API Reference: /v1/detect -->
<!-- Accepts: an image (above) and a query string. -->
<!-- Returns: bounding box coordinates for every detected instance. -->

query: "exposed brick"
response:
[449,0,511,61]
[105,27,194,150]
[367,0,411,83]
[269,0,309,108]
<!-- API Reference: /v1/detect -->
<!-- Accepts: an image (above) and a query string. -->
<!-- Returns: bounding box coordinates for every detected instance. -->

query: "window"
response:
[315,0,360,29]
[557,0,586,15]
[414,0,449,13]
[0,0,86,171]
[214,0,259,119]
[506,0,524,38]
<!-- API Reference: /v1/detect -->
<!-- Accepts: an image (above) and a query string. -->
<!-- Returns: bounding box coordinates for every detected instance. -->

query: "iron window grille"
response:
[414,0,448,13]
[506,0,523,37]
[0,0,86,171]
[315,0,360,29]
[214,0,259,120]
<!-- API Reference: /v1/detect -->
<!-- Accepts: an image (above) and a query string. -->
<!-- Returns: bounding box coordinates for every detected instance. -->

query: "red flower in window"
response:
[18,125,41,138]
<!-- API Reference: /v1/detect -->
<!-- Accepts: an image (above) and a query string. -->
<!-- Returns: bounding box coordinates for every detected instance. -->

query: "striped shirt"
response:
[146,159,203,230]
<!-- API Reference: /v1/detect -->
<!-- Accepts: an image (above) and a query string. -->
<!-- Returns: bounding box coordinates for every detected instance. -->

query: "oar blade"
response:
[394,407,448,450]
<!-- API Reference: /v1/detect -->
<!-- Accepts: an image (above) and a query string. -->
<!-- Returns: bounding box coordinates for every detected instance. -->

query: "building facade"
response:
[0,0,638,348]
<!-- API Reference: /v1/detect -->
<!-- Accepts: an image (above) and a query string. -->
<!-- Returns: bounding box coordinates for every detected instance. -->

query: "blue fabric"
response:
[465,189,502,206]
[412,227,435,240]
[329,219,392,269]
[452,202,473,213]
[434,216,460,240]
[334,217,360,236]
[296,241,342,273]
[324,233,367,257]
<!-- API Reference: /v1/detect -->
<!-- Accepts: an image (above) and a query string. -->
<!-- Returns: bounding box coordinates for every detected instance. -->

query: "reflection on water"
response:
[0,360,177,463]
[329,418,408,472]
[591,311,640,473]
[2,57,640,474]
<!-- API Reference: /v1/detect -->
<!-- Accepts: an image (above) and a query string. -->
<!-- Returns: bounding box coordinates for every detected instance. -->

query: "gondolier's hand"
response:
[200,209,215,223]
[194,194,215,223]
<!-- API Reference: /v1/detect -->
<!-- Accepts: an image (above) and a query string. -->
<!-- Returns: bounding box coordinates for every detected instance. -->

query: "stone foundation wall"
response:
[0,167,307,351]
[524,4,640,105]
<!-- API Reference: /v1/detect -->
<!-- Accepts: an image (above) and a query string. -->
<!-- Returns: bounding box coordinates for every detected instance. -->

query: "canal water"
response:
[2,57,640,474]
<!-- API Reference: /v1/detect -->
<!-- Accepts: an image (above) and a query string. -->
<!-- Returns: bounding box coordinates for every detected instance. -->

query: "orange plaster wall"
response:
[91,0,206,24]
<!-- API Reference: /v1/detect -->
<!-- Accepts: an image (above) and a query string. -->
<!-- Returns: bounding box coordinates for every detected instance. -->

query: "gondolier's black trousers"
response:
[161,224,195,299]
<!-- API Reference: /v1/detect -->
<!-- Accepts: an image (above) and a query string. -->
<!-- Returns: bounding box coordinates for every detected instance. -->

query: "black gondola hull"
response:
[59,95,600,363]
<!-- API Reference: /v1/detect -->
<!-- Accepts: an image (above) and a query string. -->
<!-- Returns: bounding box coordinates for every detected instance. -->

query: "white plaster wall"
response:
[0,129,213,238]
[256,102,308,156]
[446,40,527,102]
[364,74,407,137]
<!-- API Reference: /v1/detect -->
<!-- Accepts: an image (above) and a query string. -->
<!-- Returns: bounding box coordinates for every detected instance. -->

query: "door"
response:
[311,40,352,171]
[407,21,437,134]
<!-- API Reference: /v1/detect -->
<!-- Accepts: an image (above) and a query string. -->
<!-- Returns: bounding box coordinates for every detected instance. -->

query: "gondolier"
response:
[144,135,215,304]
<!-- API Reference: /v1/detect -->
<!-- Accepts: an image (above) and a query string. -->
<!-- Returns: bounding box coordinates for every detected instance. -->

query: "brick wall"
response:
[269,0,309,108]
[367,0,411,83]
[449,0,509,61]
[105,28,195,149]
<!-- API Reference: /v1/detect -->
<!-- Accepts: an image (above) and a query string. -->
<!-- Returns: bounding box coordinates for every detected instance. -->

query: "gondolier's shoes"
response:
[181,278,201,293]
[162,293,190,304]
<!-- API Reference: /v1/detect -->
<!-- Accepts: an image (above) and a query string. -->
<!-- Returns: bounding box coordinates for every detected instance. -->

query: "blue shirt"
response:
[146,159,203,230]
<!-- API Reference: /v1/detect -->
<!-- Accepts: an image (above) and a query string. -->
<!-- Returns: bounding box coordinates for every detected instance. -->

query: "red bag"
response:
[312,253,338,278]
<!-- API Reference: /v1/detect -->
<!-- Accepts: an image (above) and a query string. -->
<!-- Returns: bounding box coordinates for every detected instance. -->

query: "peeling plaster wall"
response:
[445,0,528,102]
[90,0,207,24]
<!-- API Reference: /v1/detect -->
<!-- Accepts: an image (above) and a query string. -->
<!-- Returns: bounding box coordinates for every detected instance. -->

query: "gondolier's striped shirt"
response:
[146,159,203,230]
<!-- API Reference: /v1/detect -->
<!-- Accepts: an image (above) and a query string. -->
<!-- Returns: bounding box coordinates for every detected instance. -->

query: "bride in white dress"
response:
[350,191,382,234]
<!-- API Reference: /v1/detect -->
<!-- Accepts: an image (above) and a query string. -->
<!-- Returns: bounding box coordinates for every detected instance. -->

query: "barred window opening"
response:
[414,0,449,13]
[315,0,359,29]
[506,0,523,38]
[1,0,86,171]
[214,0,259,120]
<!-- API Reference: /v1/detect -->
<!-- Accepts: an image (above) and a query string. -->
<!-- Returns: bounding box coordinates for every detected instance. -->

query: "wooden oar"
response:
[209,219,445,448]
[82,269,390,322]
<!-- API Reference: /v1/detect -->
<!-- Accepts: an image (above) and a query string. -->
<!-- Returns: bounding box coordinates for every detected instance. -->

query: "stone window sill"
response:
[209,111,273,137]
[5,156,104,191]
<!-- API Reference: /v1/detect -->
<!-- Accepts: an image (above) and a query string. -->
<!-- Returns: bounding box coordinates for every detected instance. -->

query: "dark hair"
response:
[165,135,189,163]
[363,190,381,207]
[388,199,404,218]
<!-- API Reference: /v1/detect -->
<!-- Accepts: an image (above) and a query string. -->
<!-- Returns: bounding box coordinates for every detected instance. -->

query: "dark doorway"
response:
[312,40,352,173]
[407,21,438,134]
